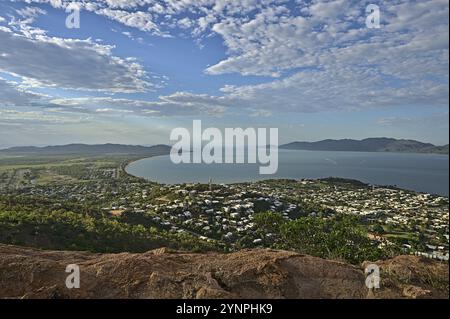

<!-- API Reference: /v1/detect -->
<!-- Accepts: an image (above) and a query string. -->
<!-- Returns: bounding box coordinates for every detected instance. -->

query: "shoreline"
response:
[121,153,169,181]
[121,155,449,197]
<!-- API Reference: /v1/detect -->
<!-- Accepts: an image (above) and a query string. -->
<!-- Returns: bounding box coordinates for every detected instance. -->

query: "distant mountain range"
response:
[1,138,448,156]
[0,143,171,156]
[280,138,449,154]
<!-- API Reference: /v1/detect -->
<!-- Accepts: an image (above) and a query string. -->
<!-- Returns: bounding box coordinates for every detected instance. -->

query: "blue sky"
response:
[0,0,448,148]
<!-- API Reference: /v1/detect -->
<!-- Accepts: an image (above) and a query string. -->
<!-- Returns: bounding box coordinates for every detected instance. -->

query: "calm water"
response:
[126,150,449,196]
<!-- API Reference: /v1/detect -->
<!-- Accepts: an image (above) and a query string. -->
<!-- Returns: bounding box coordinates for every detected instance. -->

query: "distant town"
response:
[0,147,447,262]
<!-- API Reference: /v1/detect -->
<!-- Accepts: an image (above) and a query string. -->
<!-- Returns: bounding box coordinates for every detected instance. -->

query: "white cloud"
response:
[177,17,193,29]
[6,0,450,115]
[221,67,448,113]
[377,113,449,127]
[16,6,47,19]
[0,108,90,124]
[0,77,44,106]
[49,92,230,117]
[0,27,158,93]
[95,8,170,37]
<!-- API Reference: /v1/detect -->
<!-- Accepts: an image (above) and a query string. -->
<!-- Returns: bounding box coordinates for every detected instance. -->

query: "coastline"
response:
[121,153,169,181]
[122,150,449,197]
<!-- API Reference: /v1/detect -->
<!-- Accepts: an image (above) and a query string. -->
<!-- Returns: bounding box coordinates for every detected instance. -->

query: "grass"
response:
[35,172,75,184]
[0,154,131,187]
[0,160,118,171]
[384,231,418,241]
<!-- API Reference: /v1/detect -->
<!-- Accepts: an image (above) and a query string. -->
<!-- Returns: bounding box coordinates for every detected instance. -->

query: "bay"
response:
[126,150,449,196]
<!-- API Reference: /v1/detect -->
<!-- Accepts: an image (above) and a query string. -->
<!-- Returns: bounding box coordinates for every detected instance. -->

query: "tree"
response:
[253,211,286,235]
[371,224,385,235]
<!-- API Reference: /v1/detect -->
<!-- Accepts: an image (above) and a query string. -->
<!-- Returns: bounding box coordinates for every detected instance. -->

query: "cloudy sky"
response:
[0,0,448,148]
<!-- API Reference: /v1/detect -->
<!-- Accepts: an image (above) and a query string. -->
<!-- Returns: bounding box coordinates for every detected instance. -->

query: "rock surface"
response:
[0,244,447,299]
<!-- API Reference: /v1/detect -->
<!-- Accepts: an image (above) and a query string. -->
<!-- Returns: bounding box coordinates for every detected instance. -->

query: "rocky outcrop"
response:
[0,244,447,299]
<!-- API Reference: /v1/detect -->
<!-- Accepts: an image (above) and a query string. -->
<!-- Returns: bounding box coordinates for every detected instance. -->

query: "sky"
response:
[0,0,448,148]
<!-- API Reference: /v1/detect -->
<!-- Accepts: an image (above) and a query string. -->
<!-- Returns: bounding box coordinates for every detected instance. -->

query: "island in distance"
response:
[1,137,448,155]
[0,139,448,299]
[280,138,449,154]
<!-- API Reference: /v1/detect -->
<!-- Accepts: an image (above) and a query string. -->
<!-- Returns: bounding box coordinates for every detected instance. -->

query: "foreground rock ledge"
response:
[0,244,447,299]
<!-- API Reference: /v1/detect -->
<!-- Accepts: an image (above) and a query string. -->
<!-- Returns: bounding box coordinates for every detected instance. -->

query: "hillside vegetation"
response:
[281,138,449,154]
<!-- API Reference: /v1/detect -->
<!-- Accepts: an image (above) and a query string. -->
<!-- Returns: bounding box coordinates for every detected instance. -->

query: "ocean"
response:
[126,149,449,196]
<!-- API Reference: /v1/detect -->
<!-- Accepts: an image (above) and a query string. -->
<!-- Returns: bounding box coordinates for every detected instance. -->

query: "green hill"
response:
[281,138,448,154]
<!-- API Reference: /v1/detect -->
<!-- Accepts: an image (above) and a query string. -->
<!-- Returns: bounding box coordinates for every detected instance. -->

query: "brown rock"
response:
[0,244,447,299]
[402,285,432,299]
